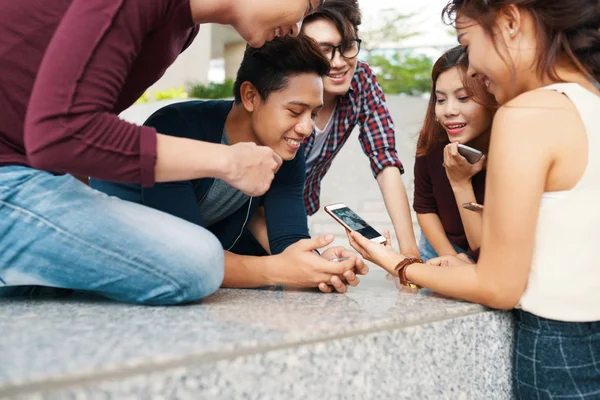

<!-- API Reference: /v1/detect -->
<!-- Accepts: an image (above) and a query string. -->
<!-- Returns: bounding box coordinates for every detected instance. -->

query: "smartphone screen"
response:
[329,206,382,240]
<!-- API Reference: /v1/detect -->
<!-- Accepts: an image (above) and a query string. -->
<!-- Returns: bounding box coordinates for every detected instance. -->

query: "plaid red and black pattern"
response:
[303,61,404,215]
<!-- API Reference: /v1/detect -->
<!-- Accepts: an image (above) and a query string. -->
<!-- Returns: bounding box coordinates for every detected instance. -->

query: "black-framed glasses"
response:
[320,39,362,61]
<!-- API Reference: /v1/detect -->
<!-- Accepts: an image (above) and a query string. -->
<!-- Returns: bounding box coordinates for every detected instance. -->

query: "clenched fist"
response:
[222,142,282,196]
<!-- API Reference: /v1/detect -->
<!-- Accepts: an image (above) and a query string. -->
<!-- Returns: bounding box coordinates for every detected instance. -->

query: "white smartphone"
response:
[324,203,387,244]
[457,144,484,164]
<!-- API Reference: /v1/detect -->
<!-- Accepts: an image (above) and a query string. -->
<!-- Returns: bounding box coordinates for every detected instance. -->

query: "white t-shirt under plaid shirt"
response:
[302,61,404,216]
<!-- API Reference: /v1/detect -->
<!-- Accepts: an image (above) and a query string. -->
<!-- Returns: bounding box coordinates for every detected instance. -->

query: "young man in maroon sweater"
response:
[0,0,341,305]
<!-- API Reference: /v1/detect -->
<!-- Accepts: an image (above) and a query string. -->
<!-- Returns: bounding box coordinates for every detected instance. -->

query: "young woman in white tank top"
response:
[345,0,600,397]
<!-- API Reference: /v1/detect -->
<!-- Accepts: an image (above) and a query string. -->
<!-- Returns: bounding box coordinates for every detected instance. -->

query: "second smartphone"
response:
[457,144,484,164]
[324,203,387,244]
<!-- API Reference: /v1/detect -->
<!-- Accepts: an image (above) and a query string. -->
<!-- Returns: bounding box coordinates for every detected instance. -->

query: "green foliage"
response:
[154,86,188,101]
[135,91,151,104]
[188,79,234,99]
[135,86,188,104]
[135,80,234,104]
[370,53,433,96]
[360,8,432,95]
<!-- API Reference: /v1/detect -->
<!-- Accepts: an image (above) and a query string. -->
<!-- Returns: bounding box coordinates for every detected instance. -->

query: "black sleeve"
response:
[140,105,205,226]
[263,147,311,254]
[413,155,439,214]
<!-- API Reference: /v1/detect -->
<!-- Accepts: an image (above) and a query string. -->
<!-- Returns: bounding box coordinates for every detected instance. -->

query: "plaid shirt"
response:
[303,61,404,215]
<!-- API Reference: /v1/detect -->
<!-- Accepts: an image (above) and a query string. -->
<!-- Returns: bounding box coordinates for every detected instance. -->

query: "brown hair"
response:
[416,46,497,156]
[442,0,600,85]
[303,0,361,48]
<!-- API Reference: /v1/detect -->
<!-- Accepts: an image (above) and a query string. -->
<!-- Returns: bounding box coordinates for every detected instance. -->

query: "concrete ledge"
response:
[1,269,513,399]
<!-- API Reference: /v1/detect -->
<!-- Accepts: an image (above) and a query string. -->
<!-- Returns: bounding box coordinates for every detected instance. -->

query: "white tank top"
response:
[517,82,600,322]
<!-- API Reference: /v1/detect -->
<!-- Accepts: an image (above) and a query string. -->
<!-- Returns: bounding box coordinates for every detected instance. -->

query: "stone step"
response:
[0,270,513,399]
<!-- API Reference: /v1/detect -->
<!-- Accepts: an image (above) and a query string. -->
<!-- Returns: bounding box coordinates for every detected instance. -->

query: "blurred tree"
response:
[360,9,433,95]
[360,9,419,60]
[370,53,433,96]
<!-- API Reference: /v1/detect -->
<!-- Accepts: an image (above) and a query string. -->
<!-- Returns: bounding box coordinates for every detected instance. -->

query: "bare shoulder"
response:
[492,89,581,142]
[506,87,574,108]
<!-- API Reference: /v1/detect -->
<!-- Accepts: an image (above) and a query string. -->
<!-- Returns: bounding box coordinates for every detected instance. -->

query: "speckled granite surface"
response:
[0,269,514,399]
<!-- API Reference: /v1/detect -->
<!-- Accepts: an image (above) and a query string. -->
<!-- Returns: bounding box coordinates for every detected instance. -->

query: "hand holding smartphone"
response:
[324,203,387,244]
[457,144,484,164]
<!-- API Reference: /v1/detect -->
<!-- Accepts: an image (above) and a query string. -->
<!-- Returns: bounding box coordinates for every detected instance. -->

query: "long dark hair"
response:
[442,0,600,84]
[416,46,496,156]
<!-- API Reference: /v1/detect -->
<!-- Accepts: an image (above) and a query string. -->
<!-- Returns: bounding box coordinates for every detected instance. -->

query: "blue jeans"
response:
[418,232,467,262]
[0,166,224,305]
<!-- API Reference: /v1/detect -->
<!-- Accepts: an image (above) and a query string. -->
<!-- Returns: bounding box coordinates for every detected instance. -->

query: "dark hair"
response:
[302,0,361,48]
[416,46,497,156]
[442,0,600,84]
[233,35,330,103]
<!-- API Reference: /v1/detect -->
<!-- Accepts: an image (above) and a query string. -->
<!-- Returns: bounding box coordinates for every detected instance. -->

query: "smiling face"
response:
[242,73,323,160]
[455,11,539,104]
[302,18,359,98]
[231,0,322,48]
[434,66,493,144]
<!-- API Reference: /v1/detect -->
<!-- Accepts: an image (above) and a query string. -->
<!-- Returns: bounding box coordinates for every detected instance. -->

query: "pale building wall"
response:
[146,24,212,93]
[141,24,246,94]
[223,41,247,81]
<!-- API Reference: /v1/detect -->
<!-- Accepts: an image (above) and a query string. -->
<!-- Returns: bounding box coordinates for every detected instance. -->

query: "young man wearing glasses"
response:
[300,1,420,256]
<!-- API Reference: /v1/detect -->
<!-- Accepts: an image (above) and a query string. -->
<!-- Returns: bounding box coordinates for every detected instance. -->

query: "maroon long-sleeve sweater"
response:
[0,0,198,186]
